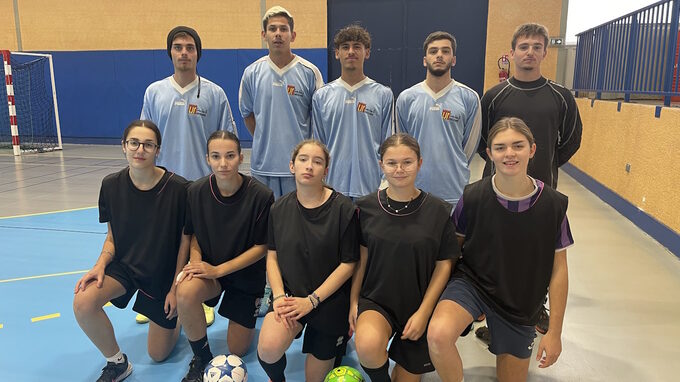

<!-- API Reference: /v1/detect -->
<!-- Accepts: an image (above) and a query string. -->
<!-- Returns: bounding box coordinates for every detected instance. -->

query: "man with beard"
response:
[395,31,481,209]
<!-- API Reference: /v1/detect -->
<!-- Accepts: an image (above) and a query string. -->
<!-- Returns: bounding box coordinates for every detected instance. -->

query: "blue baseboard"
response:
[561,163,680,258]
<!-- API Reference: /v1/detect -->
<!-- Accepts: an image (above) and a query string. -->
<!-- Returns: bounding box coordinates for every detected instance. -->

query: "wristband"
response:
[308,295,318,309]
[311,292,321,305]
[272,294,286,302]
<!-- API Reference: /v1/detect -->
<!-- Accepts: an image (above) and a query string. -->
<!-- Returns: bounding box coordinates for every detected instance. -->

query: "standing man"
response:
[239,6,324,199]
[312,24,393,199]
[477,23,582,337]
[142,26,237,182]
[396,31,481,208]
[141,25,236,325]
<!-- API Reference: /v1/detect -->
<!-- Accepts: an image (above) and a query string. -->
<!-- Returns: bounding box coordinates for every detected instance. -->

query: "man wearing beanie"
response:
[139,25,229,330]
[141,26,238,181]
[239,6,324,199]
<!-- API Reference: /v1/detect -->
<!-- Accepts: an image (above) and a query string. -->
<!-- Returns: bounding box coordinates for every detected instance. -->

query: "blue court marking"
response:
[0,209,364,381]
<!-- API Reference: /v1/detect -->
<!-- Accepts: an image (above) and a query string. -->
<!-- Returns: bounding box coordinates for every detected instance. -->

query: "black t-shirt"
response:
[479,77,583,188]
[268,189,359,334]
[184,174,274,294]
[356,190,459,325]
[98,167,189,298]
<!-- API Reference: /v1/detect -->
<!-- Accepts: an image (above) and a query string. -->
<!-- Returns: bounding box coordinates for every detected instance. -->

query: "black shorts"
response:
[266,295,350,360]
[358,298,434,374]
[205,279,264,329]
[105,261,177,329]
[441,278,536,359]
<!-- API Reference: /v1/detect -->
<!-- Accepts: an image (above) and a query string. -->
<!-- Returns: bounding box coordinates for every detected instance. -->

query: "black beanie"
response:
[167,26,202,61]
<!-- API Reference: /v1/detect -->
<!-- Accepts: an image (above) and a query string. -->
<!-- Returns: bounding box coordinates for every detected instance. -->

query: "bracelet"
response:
[308,295,318,309]
[101,250,114,257]
[272,294,286,302]
[311,292,321,305]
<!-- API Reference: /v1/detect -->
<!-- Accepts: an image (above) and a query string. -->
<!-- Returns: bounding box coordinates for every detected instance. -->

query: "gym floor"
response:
[1,145,679,381]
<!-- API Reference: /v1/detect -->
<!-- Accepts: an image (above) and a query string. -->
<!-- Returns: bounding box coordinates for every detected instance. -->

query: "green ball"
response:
[324,366,365,382]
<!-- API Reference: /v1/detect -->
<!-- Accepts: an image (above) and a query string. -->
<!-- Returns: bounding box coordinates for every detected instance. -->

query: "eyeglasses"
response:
[125,140,158,152]
[383,160,417,172]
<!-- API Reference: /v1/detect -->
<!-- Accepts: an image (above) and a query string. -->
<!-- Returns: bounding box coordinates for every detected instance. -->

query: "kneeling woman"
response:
[427,117,573,382]
[257,140,359,382]
[175,131,274,382]
[352,133,457,382]
[73,119,190,382]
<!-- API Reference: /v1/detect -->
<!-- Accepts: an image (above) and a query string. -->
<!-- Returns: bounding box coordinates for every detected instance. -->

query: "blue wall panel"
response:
[42,49,327,145]
[328,0,488,97]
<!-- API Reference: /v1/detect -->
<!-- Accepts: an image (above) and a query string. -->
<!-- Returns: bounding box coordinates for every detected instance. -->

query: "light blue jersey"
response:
[141,76,237,181]
[312,77,393,198]
[239,55,324,177]
[396,80,481,205]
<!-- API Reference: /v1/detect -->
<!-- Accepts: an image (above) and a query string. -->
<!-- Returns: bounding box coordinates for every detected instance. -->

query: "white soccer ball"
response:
[203,354,248,382]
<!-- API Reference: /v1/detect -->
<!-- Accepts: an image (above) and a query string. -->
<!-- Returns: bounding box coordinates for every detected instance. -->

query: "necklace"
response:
[385,188,418,213]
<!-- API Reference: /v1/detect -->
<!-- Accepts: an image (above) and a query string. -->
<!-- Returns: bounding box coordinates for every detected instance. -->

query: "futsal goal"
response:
[1,50,62,155]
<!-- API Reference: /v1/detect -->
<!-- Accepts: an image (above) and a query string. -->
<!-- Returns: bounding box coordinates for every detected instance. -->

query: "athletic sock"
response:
[361,360,391,382]
[105,350,125,364]
[189,335,213,362]
[258,352,286,382]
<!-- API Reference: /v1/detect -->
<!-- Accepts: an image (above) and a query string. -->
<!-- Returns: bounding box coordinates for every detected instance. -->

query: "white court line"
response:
[0,206,96,220]
[0,270,88,283]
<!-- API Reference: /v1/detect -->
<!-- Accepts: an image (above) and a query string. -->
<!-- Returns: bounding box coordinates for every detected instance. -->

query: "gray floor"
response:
[2,145,680,381]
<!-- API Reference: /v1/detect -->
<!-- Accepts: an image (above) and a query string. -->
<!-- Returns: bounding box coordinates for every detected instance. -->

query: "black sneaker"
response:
[475,326,491,346]
[96,353,132,382]
[536,306,550,334]
[182,356,208,382]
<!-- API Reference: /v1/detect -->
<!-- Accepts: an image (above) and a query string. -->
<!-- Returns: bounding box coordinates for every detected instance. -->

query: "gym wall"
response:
[2,0,327,143]
[0,0,18,51]
[570,100,680,236]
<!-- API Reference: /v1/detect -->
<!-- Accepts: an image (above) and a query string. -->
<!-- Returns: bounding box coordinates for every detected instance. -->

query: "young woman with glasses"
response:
[73,119,190,382]
[351,133,458,382]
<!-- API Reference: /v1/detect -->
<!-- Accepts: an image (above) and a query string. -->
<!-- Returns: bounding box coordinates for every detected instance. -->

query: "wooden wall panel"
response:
[0,0,18,50]
[18,0,264,50]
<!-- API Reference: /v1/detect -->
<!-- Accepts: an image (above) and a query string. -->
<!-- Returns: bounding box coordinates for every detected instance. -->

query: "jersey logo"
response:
[188,104,207,117]
[356,102,377,116]
[442,109,451,120]
[287,85,296,95]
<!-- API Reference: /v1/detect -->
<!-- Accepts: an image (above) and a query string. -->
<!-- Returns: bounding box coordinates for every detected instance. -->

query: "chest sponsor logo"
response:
[357,102,377,116]
[174,99,187,107]
[272,80,284,87]
[286,84,305,97]
[345,96,356,105]
[436,107,460,122]
[188,104,207,117]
